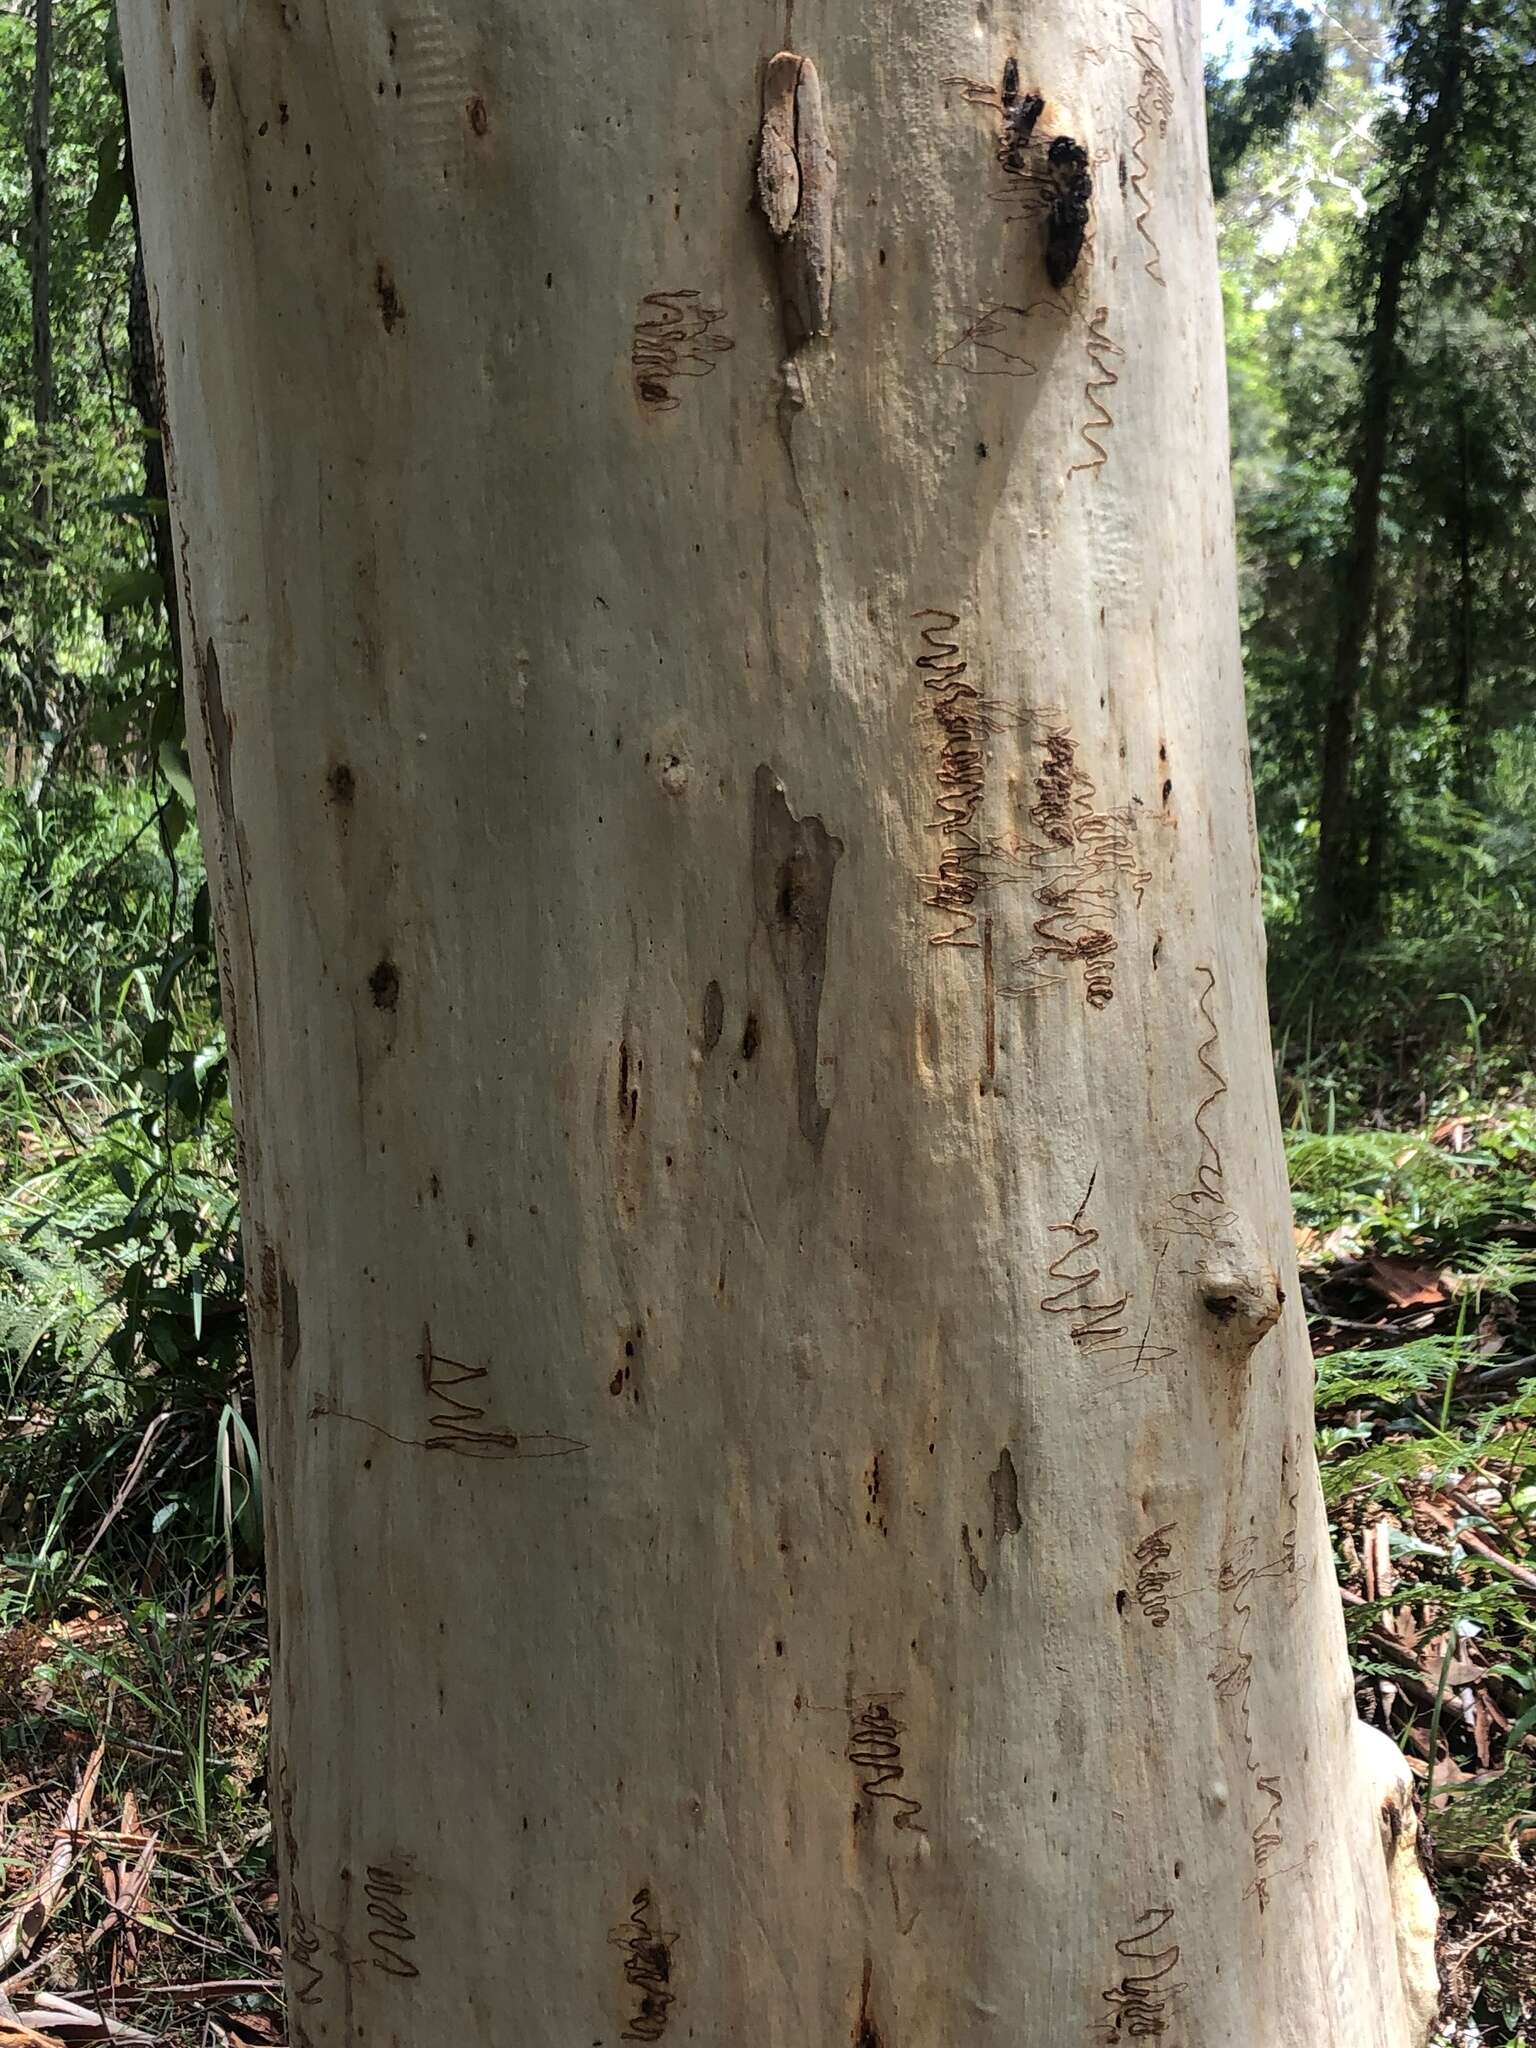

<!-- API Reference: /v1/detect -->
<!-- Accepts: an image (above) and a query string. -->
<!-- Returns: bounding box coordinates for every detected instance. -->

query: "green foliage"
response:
[1288,1119,1536,1251]
[1206,2,1326,197]
[1218,0,1536,1091]
[0,1,164,752]
[0,777,246,1619]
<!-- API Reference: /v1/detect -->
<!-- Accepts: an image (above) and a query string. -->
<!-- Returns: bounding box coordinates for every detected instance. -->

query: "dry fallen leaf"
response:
[1365,1257,1447,1308]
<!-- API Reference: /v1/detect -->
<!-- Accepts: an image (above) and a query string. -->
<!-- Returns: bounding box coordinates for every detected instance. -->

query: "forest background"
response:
[2,2,1535,2042]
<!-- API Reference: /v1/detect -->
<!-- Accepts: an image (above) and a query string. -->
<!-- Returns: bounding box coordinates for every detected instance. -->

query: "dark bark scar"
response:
[751,765,842,1156]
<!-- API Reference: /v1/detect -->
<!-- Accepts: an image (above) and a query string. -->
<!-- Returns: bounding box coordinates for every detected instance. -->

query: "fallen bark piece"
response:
[0,1745,104,1972]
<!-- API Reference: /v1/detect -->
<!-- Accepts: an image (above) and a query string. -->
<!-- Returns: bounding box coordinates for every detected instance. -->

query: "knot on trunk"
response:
[1193,1211,1283,1343]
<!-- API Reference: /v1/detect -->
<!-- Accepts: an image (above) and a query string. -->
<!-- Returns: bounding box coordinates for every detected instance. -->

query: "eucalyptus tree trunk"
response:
[120,3,1437,2043]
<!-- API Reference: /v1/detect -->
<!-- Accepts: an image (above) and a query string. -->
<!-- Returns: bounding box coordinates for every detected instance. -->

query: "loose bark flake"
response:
[756,52,835,350]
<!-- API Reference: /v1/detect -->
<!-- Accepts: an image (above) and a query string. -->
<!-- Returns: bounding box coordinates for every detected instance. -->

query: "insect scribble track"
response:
[277,1756,327,2009]
[1098,1903,1183,2040]
[1209,1485,1302,1908]
[1069,307,1124,479]
[933,300,1064,376]
[912,609,1030,947]
[1006,723,1148,1008]
[847,1695,925,1831]
[1247,1773,1286,1911]
[1043,1168,1127,1352]
[610,1887,677,2042]
[1041,1171,1172,1377]
[1127,10,1174,284]
[631,290,733,412]
[1188,966,1228,1206]
[1133,1523,1178,1626]
[914,609,985,946]
[314,1327,586,1460]
[364,1864,419,1979]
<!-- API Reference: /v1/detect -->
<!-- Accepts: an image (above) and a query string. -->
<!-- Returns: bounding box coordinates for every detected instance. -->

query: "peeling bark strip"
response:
[752,766,841,1155]
[756,52,834,349]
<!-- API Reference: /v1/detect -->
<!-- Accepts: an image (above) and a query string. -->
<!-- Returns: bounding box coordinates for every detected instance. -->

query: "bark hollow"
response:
[120,1,1435,2041]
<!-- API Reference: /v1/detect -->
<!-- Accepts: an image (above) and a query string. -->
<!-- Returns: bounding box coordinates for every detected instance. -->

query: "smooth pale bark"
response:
[121,4,1436,2043]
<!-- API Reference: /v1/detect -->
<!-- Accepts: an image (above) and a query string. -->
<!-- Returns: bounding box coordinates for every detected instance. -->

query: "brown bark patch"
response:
[854,1956,886,2048]
[200,640,235,830]
[990,1447,1022,1543]
[375,262,405,332]
[280,1265,301,1372]
[618,1040,640,1131]
[610,1887,675,2042]
[751,766,842,1156]
[961,1523,988,1595]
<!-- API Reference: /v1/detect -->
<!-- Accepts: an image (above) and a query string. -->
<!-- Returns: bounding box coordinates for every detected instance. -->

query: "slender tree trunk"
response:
[27,0,52,537]
[117,78,183,681]
[1453,404,1477,797]
[24,0,54,803]
[120,4,1436,2042]
[1313,0,1468,933]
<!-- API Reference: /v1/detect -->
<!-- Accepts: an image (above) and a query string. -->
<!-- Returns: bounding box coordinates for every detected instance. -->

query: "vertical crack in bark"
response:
[854,1953,885,2048]
[279,1264,301,1372]
[752,765,842,1157]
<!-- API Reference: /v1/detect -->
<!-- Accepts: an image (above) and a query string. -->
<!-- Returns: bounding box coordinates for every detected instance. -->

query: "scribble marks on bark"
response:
[364,1864,419,1978]
[610,1887,676,2042]
[1098,1903,1183,2039]
[752,766,842,1156]
[847,1696,924,1830]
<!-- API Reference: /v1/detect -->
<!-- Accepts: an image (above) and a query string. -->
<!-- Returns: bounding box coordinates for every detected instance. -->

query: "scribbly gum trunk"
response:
[121,2,1436,2044]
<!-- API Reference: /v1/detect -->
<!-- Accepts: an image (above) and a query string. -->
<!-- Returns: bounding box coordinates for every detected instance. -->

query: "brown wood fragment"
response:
[757,51,835,349]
